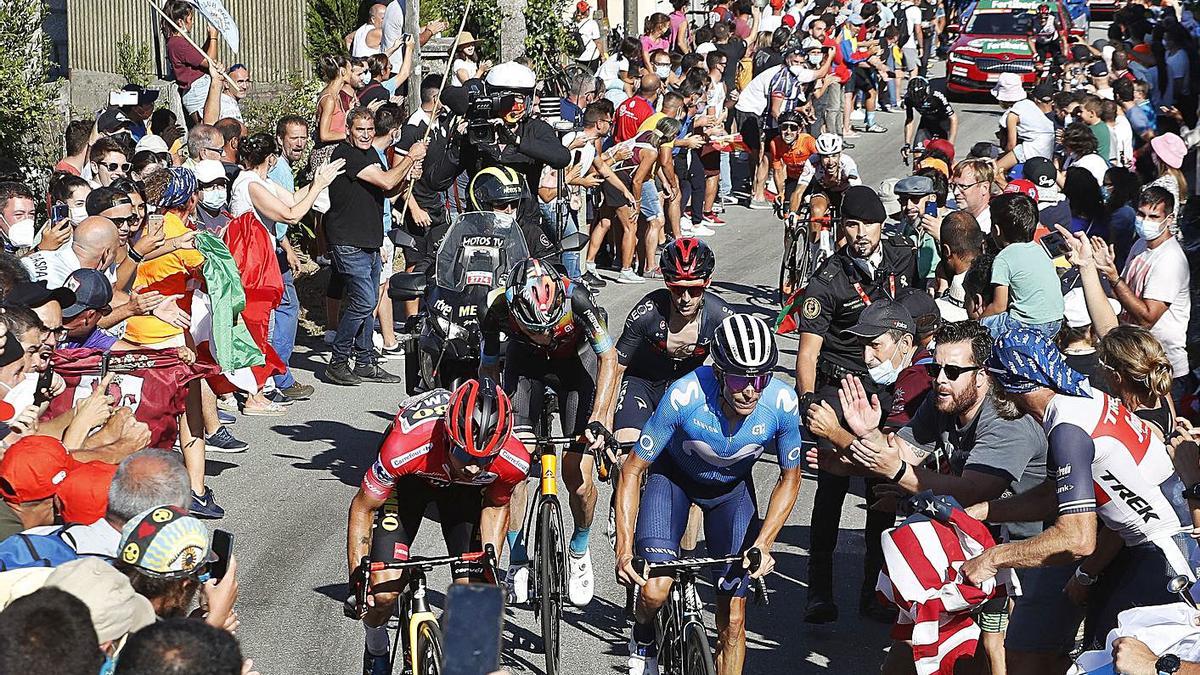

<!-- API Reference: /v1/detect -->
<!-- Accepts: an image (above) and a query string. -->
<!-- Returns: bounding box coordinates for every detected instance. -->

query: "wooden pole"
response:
[144,0,240,91]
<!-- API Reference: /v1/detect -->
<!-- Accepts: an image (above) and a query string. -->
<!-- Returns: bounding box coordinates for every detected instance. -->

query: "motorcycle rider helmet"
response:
[505,258,567,333]
[815,132,843,156]
[906,76,930,106]
[469,166,529,211]
[445,378,513,460]
[711,314,778,377]
[660,237,716,285]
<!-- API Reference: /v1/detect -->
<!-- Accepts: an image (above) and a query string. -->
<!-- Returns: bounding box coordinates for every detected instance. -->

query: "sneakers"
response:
[362,647,390,675]
[354,363,403,384]
[266,389,295,406]
[217,410,237,426]
[315,254,331,267]
[615,269,646,284]
[215,396,239,413]
[205,426,248,453]
[582,271,608,288]
[379,342,404,360]
[189,487,225,519]
[689,223,716,236]
[719,194,738,206]
[326,361,362,386]
[280,382,315,400]
[567,549,595,607]
[627,636,660,675]
[863,124,887,133]
[607,507,617,551]
[748,199,773,210]
[703,212,725,226]
[505,563,531,605]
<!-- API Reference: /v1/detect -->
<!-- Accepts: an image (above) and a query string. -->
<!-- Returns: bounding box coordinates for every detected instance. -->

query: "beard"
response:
[935,384,980,418]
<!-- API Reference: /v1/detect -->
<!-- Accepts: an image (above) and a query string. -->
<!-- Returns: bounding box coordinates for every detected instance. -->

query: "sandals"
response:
[241,401,287,417]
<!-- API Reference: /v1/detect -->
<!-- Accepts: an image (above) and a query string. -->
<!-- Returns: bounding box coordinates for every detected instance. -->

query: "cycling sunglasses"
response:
[722,372,773,392]
[107,214,140,228]
[780,124,801,132]
[667,283,706,297]
[923,363,981,380]
[449,443,496,467]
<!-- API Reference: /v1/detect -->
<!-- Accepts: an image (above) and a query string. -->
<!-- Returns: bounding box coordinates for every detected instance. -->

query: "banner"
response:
[184,0,239,53]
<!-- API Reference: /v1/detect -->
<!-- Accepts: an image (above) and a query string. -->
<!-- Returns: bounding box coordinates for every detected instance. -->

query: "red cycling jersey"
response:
[362,389,531,506]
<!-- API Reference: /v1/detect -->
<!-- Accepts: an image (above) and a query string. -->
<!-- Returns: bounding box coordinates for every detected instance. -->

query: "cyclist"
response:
[1029,3,1067,65]
[794,132,862,224]
[611,238,734,543]
[479,257,619,608]
[765,111,819,216]
[900,77,958,162]
[615,314,805,675]
[347,378,529,675]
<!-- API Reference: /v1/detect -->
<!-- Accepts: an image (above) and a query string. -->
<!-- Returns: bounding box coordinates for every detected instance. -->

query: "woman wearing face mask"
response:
[450,32,490,87]
[640,13,672,76]
[1102,166,1141,268]
[48,173,92,226]
[229,133,343,416]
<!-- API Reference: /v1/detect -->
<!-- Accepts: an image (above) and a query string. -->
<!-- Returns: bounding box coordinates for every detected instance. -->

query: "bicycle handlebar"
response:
[344,545,499,619]
[625,548,769,608]
[365,547,495,573]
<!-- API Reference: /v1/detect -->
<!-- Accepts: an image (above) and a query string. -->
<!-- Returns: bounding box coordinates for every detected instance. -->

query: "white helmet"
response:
[485,61,537,94]
[815,133,843,156]
[711,315,777,377]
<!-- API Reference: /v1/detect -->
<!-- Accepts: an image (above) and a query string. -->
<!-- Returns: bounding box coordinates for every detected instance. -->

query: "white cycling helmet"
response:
[815,133,843,156]
[711,315,777,377]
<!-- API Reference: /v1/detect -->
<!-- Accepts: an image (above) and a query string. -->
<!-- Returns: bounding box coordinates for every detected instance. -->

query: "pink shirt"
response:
[668,11,687,48]
[641,35,670,56]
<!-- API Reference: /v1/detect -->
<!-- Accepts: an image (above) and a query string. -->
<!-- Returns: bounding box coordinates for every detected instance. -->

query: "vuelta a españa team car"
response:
[946,0,1081,95]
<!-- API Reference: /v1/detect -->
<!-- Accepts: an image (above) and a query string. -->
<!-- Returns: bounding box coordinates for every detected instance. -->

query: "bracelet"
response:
[128,248,144,263]
[890,463,907,483]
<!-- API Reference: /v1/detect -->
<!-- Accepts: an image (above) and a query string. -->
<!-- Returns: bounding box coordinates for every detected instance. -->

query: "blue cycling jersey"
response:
[636,366,805,484]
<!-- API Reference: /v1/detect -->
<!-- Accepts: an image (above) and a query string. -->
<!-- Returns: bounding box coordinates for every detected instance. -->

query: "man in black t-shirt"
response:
[324,106,427,387]
[712,22,747,93]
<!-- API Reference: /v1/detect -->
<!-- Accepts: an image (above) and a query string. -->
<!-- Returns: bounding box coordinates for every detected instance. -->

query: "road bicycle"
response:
[626,549,768,675]
[346,547,498,675]
[779,202,839,306]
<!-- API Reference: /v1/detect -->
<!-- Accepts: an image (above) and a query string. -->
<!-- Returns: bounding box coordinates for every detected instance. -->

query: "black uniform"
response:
[798,235,918,616]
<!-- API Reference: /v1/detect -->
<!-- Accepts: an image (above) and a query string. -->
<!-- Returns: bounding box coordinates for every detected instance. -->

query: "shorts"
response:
[614,376,668,432]
[1013,142,1048,164]
[369,477,484,580]
[503,341,598,438]
[380,237,396,277]
[639,180,662,220]
[1004,564,1082,654]
[851,68,876,94]
[975,596,1009,634]
[733,110,763,154]
[180,75,210,115]
[783,176,801,203]
[634,456,762,597]
[600,178,634,210]
[902,48,920,72]
[801,182,849,211]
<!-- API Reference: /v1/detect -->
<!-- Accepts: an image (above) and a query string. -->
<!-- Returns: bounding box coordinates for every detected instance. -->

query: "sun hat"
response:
[991,73,1027,103]
[1150,133,1187,169]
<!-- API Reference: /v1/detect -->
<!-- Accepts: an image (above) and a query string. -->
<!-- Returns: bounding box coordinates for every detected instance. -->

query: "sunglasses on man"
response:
[923,363,981,380]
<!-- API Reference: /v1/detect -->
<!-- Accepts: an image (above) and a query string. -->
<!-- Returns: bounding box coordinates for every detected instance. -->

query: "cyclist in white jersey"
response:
[794,133,862,224]
[959,328,1193,672]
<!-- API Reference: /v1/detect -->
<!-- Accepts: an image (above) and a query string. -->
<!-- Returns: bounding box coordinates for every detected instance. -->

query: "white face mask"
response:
[868,341,909,386]
[655,65,671,78]
[789,64,809,77]
[2,217,35,248]
[69,206,88,224]
[199,189,226,210]
[808,52,823,66]
[359,71,371,86]
[1134,215,1168,240]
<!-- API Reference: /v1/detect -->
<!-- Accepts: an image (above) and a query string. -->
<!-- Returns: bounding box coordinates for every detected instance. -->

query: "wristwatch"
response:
[1073,566,1098,586]
[1183,483,1200,501]
[1156,653,1181,674]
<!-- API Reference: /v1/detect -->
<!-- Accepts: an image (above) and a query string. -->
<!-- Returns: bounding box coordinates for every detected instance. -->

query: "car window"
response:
[965,10,1037,34]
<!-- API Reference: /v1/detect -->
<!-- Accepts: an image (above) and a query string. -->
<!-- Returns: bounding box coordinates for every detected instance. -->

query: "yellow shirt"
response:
[636,112,676,150]
[123,212,205,345]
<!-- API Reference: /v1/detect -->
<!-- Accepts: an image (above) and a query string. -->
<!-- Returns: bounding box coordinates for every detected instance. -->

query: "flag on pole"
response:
[183,0,239,53]
[877,493,1019,675]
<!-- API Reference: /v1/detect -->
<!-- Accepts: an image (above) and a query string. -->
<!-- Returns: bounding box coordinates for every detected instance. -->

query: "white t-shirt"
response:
[1109,115,1134,168]
[451,58,479,86]
[902,4,922,50]
[352,23,384,58]
[229,170,281,237]
[1004,99,1055,160]
[25,519,121,558]
[219,93,243,122]
[695,42,717,55]
[734,64,785,115]
[1066,152,1109,188]
[21,247,114,289]
[597,54,628,87]
[382,0,406,70]
[576,18,601,62]
[706,79,727,117]
[1121,235,1191,377]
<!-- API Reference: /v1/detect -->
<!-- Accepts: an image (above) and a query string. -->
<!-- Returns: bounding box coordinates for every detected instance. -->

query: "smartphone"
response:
[32,366,54,406]
[924,201,938,217]
[109,90,139,106]
[1040,231,1071,259]
[98,352,111,380]
[147,213,165,232]
[209,529,234,580]
[51,202,69,223]
[441,584,503,675]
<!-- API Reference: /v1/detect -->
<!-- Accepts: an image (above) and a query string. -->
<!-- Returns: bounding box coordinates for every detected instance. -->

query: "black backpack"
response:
[894,3,913,48]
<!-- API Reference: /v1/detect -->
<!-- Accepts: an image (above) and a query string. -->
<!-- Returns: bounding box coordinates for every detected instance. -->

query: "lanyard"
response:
[851,273,895,305]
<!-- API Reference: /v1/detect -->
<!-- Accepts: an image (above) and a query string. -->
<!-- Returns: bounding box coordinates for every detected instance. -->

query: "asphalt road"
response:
[218,72,1007,675]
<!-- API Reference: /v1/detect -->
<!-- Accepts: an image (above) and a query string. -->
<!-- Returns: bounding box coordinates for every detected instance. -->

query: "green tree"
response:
[422,0,504,62]
[523,0,573,78]
[305,0,360,65]
[116,34,153,87]
[0,0,58,184]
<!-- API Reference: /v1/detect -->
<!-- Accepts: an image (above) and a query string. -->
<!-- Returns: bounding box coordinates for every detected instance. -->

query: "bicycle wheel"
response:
[537,498,565,675]
[681,622,716,675]
[655,594,684,675]
[414,620,443,675]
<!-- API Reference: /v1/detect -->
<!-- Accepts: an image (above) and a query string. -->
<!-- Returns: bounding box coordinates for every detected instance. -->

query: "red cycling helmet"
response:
[660,237,716,285]
[445,378,513,460]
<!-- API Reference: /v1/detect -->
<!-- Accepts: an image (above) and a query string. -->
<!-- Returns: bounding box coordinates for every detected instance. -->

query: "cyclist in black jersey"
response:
[902,77,958,161]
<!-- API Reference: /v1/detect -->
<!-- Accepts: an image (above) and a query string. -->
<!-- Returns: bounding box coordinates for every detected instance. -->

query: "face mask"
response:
[2,217,35,248]
[1100,185,1111,201]
[1134,215,1167,240]
[359,72,371,86]
[868,342,908,386]
[808,52,823,65]
[1064,114,1074,126]
[69,206,88,223]
[200,189,226,210]
[789,64,809,77]
[655,65,671,78]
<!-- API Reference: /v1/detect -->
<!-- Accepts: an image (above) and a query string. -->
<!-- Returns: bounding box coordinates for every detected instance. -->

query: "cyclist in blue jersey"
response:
[614,314,805,675]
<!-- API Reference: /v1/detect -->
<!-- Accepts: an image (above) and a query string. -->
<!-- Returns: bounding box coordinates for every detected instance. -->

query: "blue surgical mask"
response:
[1134,215,1168,241]
[99,653,115,675]
[1100,185,1111,201]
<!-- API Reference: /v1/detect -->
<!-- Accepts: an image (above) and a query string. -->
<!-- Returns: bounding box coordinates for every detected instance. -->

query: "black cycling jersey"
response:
[480,281,613,363]
[615,289,734,382]
[904,90,955,133]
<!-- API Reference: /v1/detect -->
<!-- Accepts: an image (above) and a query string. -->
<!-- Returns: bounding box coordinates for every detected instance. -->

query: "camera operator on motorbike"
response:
[478,257,620,609]
[347,379,528,675]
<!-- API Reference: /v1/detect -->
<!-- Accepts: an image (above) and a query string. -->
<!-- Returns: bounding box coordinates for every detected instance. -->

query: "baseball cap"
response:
[121,84,160,106]
[894,175,935,196]
[96,108,131,134]
[193,160,226,185]
[56,461,118,524]
[61,269,113,319]
[840,185,887,223]
[0,436,81,504]
[990,72,1026,103]
[1062,288,1121,329]
[1070,45,1091,62]
[924,138,956,164]
[1031,82,1056,102]
[5,280,76,311]
[1088,61,1109,78]
[1022,156,1058,190]
[897,288,941,339]
[134,134,170,155]
[118,505,216,578]
[917,157,949,177]
[45,558,156,643]
[848,13,865,24]
[1003,178,1040,202]
[847,300,916,338]
[576,1,590,12]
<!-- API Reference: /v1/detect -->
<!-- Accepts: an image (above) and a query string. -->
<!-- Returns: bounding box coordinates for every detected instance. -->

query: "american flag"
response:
[876,493,1019,675]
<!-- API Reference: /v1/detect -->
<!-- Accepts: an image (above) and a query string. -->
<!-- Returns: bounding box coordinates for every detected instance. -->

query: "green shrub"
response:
[422,0,504,62]
[0,0,59,191]
[523,0,574,77]
[116,33,153,87]
[304,0,360,64]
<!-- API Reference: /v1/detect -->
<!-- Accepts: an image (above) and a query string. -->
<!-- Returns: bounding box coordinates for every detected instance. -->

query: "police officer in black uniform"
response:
[793,184,918,624]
